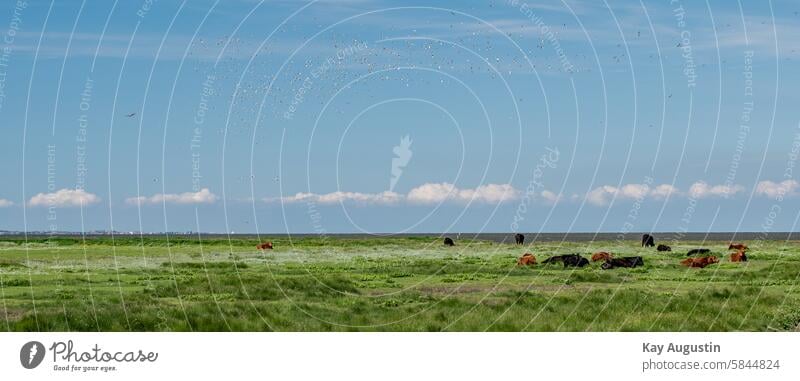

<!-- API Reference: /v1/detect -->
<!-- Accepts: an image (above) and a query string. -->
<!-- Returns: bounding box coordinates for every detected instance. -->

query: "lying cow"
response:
[256,242,273,250]
[657,244,672,252]
[444,237,455,246]
[729,243,748,251]
[601,256,644,270]
[730,251,748,262]
[542,254,589,268]
[686,248,711,256]
[641,234,655,247]
[515,233,525,245]
[517,253,537,266]
[591,252,613,262]
[680,256,719,268]
[541,254,568,265]
[563,255,590,268]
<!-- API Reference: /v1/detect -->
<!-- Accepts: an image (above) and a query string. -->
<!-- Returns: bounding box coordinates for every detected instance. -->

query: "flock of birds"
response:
[116,8,796,234]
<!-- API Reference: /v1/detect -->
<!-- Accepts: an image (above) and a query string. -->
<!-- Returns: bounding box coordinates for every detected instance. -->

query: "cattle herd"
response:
[440,233,750,270]
[254,233,750,271]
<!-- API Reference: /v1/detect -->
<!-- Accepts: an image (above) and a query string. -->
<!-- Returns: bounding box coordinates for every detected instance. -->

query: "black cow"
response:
[444,237,455,246]
[514,233,525,245]
[686,248,711,256]
[657,244,672,252]
[564,255,590,268]
[541,255,567,264]
[601,256,644,270]
[543,254,589,268]
[641,234,655,247]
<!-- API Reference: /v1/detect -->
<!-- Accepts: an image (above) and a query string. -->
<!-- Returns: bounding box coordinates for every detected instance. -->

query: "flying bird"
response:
[126,113,136,118]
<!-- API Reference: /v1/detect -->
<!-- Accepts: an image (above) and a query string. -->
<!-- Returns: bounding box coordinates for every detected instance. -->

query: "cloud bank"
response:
[582,181,752,206]
[266,183,520,206]
[264,179,794,207]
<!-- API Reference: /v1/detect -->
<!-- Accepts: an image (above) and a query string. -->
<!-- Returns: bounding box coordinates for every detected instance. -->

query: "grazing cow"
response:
[728,243,748,251]
[680,256,719,268]
[730,251,748,262]
[641,234,655,247]
[543,254,589,268]
[515,233,525,245]
[444,237,455,246]
[517,253,537,266]
[601,256,644,270]
[256,242,273,250]
[657,244,672,252]
[686,248,711,256]
[591,252,613,262]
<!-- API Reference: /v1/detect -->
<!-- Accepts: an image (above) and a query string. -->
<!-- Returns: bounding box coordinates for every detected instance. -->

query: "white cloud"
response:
[649,184,679,199]
[539,190,563,204]
[586,183,682,206]
[267,191,403,205]
[756,180,799,198]
[0,199,13,207]
[406,183,519,204]
[318,191,402,204]
[618,184,651,199]
[127,188,218,205]
[28,189,100,207]
[464,183,520,204]
[405,183,455,204]
[586,185,629,206]
[688,181,745,199]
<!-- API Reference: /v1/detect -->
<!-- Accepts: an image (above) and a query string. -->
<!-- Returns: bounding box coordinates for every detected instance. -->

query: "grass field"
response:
[0,235,799,331]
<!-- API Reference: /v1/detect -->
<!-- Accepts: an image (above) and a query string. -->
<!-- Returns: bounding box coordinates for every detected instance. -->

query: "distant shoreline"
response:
[2,232,799,242]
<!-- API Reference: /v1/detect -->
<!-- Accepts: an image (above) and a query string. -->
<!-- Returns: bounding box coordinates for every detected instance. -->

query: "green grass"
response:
[0,236,799,331]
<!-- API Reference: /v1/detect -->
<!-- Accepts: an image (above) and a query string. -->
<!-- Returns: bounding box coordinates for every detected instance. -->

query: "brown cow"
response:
[680,256,719,268]
[591,252,613,262]
[517,253,537,266]
[729,243,748,251]
[730,251,748,262]
[256,242,273,250]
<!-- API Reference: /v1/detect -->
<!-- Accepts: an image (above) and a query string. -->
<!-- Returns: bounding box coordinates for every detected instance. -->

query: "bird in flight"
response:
[126,113,136,118]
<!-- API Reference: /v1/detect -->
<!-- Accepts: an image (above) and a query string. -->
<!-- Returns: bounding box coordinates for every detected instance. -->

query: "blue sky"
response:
[1,0,800,234]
